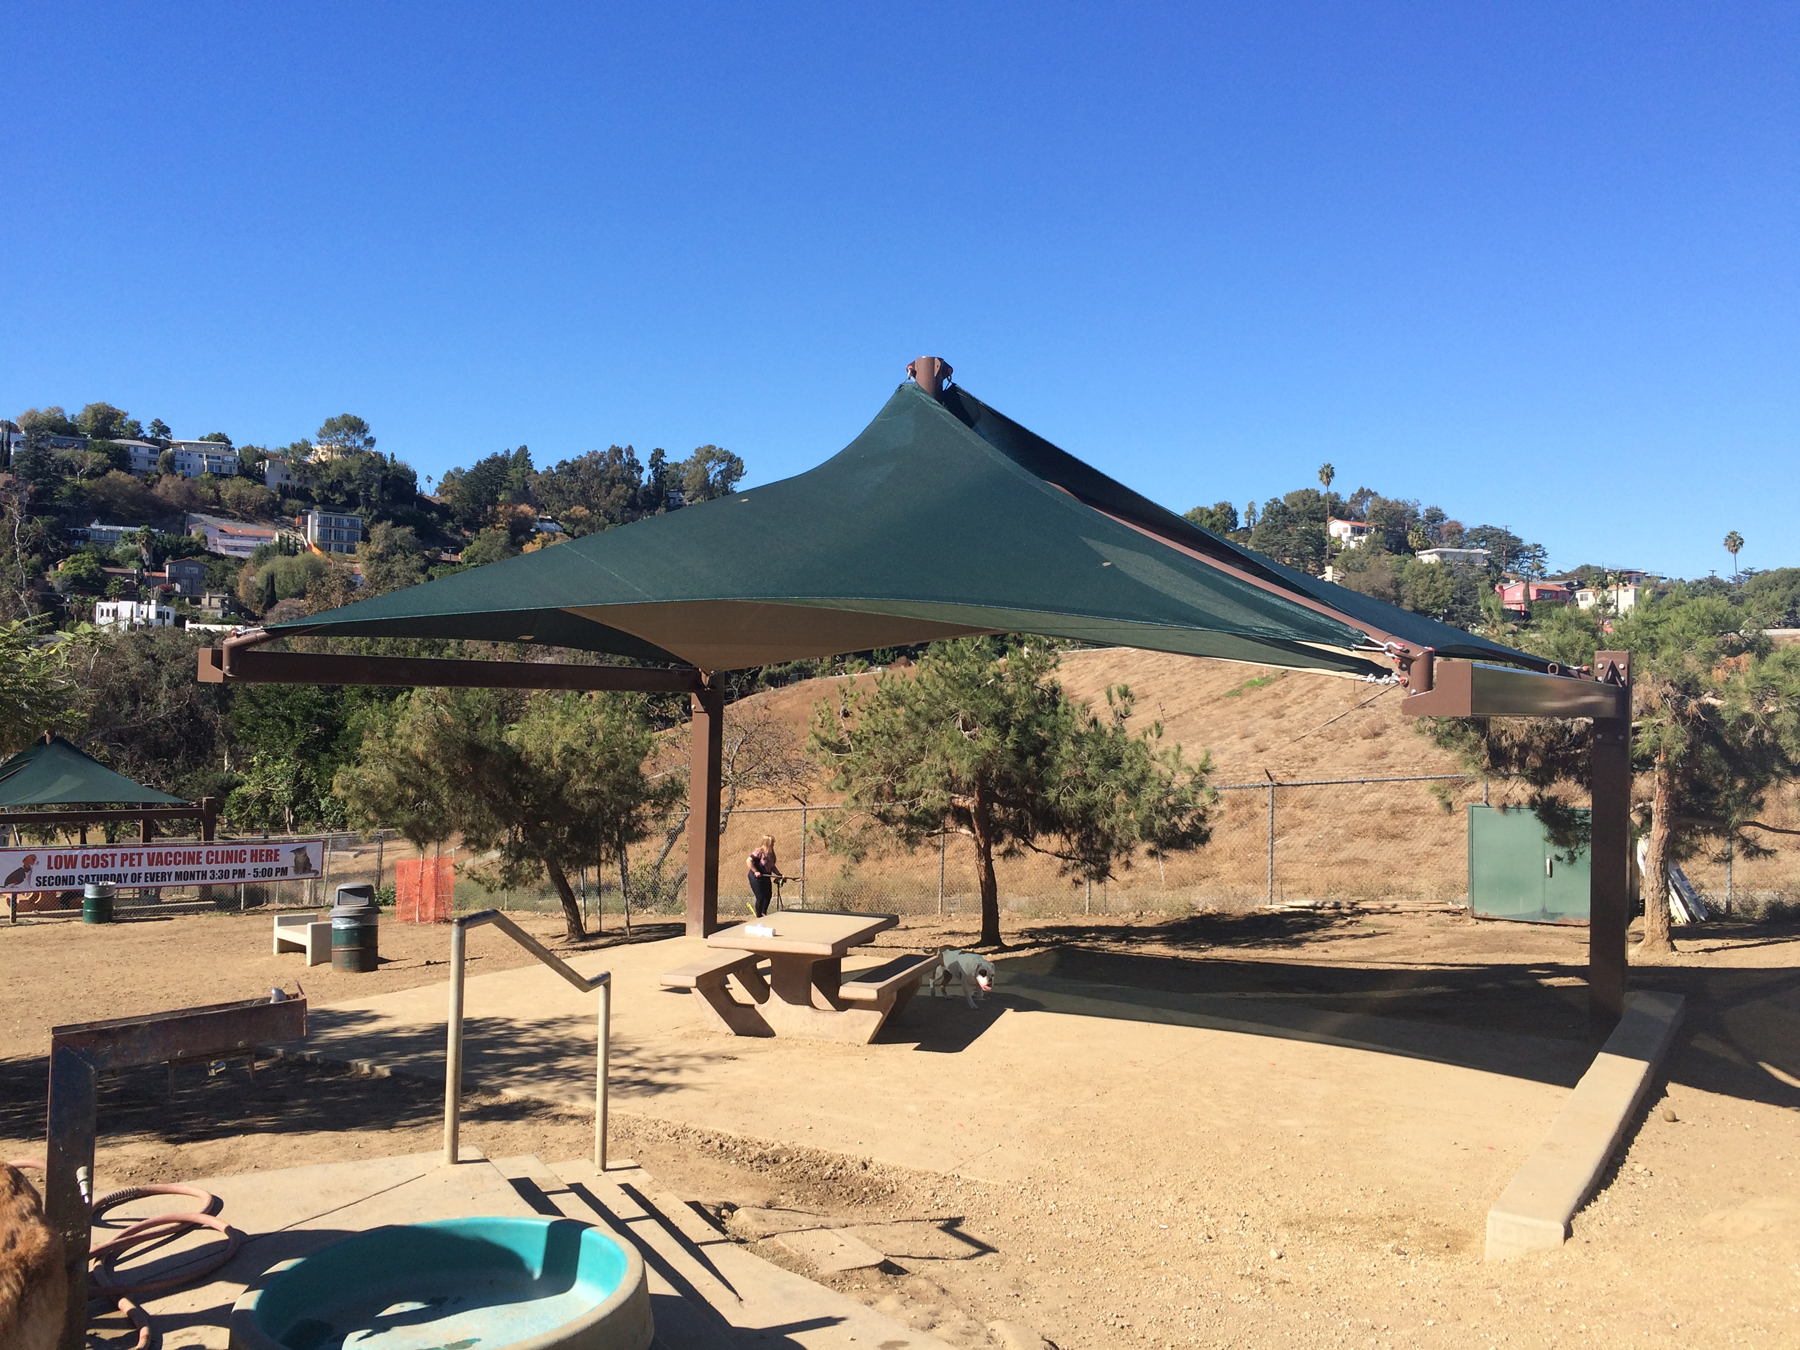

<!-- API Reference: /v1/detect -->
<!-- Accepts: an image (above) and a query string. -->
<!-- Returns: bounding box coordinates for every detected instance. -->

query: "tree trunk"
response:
[969,793,1002,948]
[544,858,587,941]
[1637,750,1675,958]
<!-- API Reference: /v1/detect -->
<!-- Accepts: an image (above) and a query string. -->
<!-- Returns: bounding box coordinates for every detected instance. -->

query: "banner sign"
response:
[0,840,326,893]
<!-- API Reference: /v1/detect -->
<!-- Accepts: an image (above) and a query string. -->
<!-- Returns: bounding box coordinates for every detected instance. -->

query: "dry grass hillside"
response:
[1046,648,1461,783]
[731,648,1460,790]
[707,647,1796,919]
[713,650,1494,916]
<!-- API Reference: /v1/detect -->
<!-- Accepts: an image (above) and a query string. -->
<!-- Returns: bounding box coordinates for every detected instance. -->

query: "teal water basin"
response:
[229,1216,653,1350]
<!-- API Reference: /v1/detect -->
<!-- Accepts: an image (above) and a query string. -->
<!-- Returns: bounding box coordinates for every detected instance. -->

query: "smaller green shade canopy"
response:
[0,737,186,807]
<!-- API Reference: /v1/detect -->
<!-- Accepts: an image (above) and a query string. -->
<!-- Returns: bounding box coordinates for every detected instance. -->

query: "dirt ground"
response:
[3,906,1796,1348]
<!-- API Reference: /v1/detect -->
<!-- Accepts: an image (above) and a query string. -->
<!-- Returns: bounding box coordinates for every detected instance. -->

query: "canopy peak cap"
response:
[906,355,954,399]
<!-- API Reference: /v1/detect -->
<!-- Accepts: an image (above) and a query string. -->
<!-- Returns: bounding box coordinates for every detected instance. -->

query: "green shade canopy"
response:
[273,381,1546,679]
[0,736,186,807]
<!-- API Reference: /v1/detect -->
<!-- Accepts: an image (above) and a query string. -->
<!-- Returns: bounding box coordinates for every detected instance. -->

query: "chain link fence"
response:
[713,776,1517,918]
[715,777,1798,920]
[16,774,1794,923]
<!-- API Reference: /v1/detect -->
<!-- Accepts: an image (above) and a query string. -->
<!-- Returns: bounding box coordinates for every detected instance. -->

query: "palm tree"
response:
[1318,463,1335,493]
[1724,531,1744,583]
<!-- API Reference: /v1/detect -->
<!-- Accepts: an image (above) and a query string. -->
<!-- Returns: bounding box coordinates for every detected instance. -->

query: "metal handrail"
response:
[443,910,612,1171]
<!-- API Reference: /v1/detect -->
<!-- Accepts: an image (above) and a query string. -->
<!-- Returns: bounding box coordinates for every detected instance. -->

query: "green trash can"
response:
[330,884,380,972]
[82,882,115,924]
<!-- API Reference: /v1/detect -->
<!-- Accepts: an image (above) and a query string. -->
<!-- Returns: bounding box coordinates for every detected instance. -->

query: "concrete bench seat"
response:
[839,953,939,1009]
[661,949,771,1036]
[273,912,330,966]
[660,949,765,990]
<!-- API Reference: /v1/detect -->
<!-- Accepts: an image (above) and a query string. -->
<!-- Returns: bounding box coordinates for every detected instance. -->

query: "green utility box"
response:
[1468,804,1590,924]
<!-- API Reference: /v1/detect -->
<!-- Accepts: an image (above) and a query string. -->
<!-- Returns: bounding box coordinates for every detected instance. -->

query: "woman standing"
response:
[746,836,781,918]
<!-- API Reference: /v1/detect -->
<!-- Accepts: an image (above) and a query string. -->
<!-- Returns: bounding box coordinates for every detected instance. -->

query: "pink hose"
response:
[7,1159,239,1350]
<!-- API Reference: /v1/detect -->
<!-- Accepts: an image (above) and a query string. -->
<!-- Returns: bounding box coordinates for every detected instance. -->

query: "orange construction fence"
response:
[396,855,456,923]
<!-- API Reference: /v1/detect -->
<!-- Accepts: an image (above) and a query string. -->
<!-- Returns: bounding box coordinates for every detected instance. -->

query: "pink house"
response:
[1495,579,1573,616]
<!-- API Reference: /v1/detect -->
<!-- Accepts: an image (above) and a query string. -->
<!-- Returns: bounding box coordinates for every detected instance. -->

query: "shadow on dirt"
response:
[879,909,1800,1109]
[0,1051,455,1154]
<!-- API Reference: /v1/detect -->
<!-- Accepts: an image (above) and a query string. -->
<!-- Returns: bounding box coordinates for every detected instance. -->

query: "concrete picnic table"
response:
[660,911,940,1043]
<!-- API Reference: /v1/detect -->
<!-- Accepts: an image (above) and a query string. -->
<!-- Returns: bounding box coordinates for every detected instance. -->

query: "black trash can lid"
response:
[330,883,379,918]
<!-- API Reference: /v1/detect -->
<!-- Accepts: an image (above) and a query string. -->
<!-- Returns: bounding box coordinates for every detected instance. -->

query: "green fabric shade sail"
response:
[272,380,1547,679]
[0,736,186,807]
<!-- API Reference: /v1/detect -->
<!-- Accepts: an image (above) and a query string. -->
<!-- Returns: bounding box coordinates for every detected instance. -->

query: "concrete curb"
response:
[1485,990,1685,1260]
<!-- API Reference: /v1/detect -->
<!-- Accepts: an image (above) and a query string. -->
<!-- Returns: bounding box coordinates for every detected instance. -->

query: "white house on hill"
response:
[1414,546,1491,566]
[303,509,363,555]
[166,440,240,477]
[1577,584,1640,615]
[1327,518,1374,548]
[95,599,175,628]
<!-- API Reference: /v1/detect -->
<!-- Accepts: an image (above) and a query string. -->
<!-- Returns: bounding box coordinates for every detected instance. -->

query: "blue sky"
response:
[3,3,1794,580]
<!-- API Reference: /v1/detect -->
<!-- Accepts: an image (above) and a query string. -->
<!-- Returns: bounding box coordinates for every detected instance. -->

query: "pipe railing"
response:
[443,910,612,1171]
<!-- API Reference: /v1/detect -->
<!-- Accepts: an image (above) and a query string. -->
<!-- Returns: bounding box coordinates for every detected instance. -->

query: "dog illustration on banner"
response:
[2,855,37,890]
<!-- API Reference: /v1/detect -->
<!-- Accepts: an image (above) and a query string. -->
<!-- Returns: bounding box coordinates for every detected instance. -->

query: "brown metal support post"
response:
[139,815,155,906]
[45,1045,96,1350]
[199,795,218,908]
[1588,650,1633,1035]
[685,677,724,936]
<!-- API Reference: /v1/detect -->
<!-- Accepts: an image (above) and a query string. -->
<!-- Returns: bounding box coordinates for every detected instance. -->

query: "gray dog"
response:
[930,949,995,1007]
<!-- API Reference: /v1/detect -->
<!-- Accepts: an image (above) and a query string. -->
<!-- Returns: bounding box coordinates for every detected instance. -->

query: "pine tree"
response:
[809,638,1212,946]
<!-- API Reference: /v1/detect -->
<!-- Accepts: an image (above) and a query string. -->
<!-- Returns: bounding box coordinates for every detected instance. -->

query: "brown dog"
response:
[0,1163,65,1350]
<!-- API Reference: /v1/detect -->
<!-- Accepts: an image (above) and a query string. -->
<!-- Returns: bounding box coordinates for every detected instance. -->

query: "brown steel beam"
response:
[50,996,308,1071]
[1397,659,1627,719]
[1588,650,1632,1035]
[686,677,724,937]
[0,806,208,828]
[198,646,704,693]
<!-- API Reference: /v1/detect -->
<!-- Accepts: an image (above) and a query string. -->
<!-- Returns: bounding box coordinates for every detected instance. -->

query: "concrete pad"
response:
[493,1155,739,1350]
[96,1149,536,1349]
[547,1158,953,1348]
[772,1225,888,1273]
[1485,990,1686,1260]
[280,931,1592,1253]
[729,1205,972,1263]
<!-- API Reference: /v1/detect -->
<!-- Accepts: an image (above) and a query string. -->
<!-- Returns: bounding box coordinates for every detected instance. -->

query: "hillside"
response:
[708,648,1794,917]
[708,649,1491,917]
[733,647,1462,792]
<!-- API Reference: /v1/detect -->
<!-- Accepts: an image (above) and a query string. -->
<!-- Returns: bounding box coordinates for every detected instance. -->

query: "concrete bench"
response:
[839,952,939,1018]
[273,912,330,966]
[661,949,771,1036]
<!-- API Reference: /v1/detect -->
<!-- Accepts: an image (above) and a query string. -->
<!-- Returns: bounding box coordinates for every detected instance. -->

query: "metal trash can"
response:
[329,884,380,972]
[82,882,115,925]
